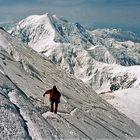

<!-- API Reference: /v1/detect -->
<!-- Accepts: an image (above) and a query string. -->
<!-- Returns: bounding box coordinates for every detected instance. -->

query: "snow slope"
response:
[10,13,140,93]
[1,28,140,139]
[100,88,140,126]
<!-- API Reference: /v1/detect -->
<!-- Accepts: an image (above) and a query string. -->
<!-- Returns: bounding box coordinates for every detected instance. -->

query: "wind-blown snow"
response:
[1,28,140,139]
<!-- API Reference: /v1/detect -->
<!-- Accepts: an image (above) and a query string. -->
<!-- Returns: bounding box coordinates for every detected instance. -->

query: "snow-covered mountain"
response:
[1,27,140,139]
[10,13,140,93]
[10,13,140,66]
[91,28,140,66]
[92,28,140,43]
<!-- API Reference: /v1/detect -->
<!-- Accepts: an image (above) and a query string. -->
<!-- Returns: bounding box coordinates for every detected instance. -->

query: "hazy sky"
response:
[0,0,140,33]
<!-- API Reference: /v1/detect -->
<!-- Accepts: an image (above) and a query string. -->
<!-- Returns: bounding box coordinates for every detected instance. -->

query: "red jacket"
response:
[43,87,61,103]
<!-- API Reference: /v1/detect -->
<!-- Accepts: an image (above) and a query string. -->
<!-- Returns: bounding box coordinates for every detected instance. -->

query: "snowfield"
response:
[101,88,140,126]
[1,27,140,139]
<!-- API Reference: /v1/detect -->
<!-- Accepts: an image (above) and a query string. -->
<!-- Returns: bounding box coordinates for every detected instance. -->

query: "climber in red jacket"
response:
[43,86,61,114]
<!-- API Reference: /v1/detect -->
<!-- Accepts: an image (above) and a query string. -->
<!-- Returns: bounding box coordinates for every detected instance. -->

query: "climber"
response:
[43,86,61,114]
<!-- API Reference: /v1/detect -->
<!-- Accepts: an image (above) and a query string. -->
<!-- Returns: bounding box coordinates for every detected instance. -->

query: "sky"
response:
[0,0,140,34]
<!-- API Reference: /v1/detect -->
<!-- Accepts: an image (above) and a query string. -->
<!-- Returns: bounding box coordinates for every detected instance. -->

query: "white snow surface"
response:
[1,27,140,139]
[10,13,140,93]
[101,88,140,126]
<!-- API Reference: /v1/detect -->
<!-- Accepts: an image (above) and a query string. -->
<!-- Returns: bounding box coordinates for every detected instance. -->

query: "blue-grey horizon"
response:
[0,0,140,34]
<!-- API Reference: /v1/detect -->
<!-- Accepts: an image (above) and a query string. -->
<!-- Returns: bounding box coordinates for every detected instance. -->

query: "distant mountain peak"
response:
[10,13,140,93]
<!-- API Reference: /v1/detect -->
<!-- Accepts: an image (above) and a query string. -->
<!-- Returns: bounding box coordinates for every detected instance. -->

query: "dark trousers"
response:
[50,100,58,114]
